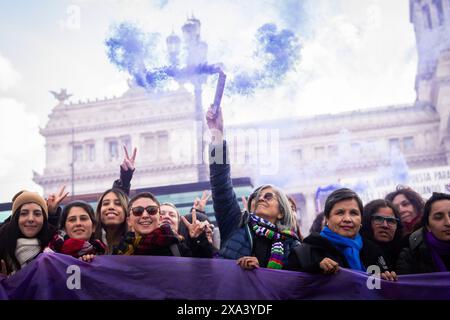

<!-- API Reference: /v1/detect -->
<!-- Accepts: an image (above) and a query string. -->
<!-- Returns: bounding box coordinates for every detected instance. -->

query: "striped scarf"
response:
[248,214,297,269]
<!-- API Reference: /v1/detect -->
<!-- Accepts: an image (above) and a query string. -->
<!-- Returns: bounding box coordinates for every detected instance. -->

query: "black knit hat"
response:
[422,192,450,226]
[324,188,363,218]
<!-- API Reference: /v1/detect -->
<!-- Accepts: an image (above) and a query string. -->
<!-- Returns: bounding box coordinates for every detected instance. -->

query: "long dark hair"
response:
[361,199,403,243]
[0,206,55,272]
[60,201,98,242]
[94,188,128,244]
[385,186,424,213]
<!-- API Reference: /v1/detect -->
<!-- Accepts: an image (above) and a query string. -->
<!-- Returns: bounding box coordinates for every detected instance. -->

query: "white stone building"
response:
[34,0,450,234]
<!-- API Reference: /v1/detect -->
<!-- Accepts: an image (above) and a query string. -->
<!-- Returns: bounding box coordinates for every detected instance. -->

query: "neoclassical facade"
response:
[34,1,450,235]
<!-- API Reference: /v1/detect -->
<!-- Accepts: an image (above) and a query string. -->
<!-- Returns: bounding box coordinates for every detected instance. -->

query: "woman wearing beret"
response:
[397,192,450,274]
[287,188,397,281]
[0,191,56,275]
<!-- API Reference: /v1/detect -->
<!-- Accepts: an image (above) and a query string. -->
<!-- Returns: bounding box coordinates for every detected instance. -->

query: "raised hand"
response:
[181,209,206,239]
[121,145,137,171]
[193,190,211,212]
[47,185,69,215]
[236,256,260,270]
[206,104,224,143]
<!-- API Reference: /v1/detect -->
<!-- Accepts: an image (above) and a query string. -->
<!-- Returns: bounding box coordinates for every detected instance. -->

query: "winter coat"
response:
[396,228,450,274]
[286,232,390,273]
[209,141,300,267]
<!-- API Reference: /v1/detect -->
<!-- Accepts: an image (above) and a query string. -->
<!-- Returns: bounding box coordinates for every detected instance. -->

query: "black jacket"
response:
[396,228,450,274]
[286,232,390,273]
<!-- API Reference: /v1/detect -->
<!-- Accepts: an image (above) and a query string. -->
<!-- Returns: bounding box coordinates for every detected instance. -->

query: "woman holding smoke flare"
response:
[206,104,300,270]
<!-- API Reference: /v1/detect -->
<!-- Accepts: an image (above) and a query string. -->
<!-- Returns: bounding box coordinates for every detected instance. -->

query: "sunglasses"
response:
[372,215,399,226]
[130,205,159,217]
[258,192,276,202]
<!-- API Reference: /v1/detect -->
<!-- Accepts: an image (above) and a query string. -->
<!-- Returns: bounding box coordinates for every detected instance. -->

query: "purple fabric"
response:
[1,253,450,300]
[425,231,450,272]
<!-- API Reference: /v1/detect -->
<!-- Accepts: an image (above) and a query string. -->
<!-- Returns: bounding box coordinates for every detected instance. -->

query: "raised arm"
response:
[112,146,137,196]
[206,105,242,244]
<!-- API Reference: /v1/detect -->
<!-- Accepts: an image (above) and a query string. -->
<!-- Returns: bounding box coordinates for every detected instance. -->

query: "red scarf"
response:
[48,232,106,258]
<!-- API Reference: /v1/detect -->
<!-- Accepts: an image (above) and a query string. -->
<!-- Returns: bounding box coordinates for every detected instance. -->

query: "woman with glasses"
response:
[361,199,403,271]
[286,188,397,281]
[397,192,450,274]
[113,192,213,257]
[206,105,300,270]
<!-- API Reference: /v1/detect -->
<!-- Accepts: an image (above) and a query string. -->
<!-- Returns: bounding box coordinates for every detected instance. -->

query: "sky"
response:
[0,0,418,203]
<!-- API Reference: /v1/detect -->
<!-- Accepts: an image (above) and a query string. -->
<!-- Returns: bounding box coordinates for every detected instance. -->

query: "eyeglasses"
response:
[372,215,399,226]
[258,192,276,202]
[130,205,159,217]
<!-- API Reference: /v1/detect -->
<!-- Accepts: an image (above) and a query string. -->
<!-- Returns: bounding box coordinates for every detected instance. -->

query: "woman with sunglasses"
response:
[361,199,403,271]
[113,192,213,257]
[286,188,397,281]
[206,105,300,270]
[397,192,450,274]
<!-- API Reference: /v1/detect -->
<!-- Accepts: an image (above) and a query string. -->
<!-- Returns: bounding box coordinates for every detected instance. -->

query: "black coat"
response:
[286,233,390,273]
[396,228,450,274]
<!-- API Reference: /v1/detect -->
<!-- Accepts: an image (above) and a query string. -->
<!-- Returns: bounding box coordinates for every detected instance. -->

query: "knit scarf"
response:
[403,214,421,235]
[15,238,41,267]
[248,214,297,269]
[113,224,179,255]
[425,231,450,272]
[47,231,106,258]
[320,226,365,271]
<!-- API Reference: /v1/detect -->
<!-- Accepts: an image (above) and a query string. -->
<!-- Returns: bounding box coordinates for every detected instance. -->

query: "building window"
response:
[314,146,325,158]
[157,131,169,161]
[73,145,83,163]
[120,136,131,155]
[143,134,157,162]
[403,136,415,152]
[108,140,119,161]
[291,148,302,165]
[86,143,95,162]
[389,138,401,153]
[327,145,338,157]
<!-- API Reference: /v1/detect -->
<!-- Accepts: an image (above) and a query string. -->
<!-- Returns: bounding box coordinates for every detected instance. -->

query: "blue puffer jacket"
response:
[209,141,300,266]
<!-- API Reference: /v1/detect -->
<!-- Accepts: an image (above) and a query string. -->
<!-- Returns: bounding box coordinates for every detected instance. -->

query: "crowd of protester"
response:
[1,104,450,282]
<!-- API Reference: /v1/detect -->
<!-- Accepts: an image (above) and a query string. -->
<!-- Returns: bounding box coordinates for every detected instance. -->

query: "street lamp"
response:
[166,17,213,182]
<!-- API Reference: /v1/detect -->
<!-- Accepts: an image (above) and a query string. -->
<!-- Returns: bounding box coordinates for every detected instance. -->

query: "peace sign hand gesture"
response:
[47,185,70,215]
[193,190,211,212]
[121,146,137,171]
[181,209,207,239]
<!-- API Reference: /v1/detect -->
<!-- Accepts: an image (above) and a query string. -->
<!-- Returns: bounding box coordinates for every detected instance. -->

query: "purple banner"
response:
[1,253,450,300]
